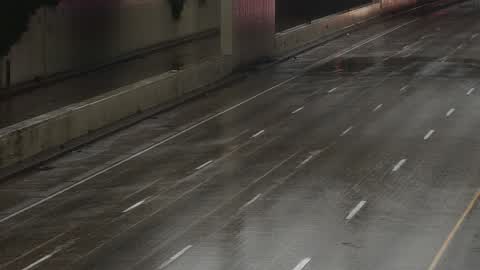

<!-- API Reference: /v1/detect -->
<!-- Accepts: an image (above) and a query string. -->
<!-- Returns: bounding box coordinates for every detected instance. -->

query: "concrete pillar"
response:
[221,0,276,67]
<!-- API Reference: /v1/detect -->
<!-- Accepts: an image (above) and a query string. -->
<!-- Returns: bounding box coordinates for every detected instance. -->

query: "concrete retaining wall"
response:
[0,57,232,170]
[4,0,221,86]
[274,0,417,55]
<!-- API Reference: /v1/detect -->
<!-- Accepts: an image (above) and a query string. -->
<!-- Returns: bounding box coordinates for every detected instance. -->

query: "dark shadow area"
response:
[0,35,220,129]
[276,0,374,32]
[306,56,480,80]
[0,1,60,57]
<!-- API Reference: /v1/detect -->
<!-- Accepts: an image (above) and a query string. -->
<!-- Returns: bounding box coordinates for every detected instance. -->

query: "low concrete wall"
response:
[0,57,232,170]
[274,0,418,55]
[5,0,221,86]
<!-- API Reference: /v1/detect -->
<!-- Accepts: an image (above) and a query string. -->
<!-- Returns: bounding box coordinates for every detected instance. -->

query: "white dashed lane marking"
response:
[328,87,338,94]
[346,200,367,220]
[251,130,265,138]
[297,155,314,169]
[341,126,354,137]
[157,245,193,270]
[393,159,407,172]
[373,104,383,112]
[424,130,435,141]
[446,108,455,117]
[292,107,304,114]
[196,160,213,170]
[241,194,262,210]
[123,199,147,213]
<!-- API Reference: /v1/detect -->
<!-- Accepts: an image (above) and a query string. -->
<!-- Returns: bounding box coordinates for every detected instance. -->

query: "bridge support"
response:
[221,0,276,67]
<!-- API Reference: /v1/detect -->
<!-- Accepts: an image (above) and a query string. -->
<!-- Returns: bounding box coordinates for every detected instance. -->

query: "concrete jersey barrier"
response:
[0,57,231,170]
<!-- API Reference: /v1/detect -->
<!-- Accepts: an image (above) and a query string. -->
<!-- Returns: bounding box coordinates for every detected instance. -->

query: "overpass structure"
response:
[1,1,480,269]
[1,0,418,87]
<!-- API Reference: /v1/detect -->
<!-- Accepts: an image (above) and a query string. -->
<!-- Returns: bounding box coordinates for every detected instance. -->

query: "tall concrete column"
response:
[221,0,276,67]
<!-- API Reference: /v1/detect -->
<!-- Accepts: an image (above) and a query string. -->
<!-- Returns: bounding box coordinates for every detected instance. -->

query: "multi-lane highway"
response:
[1,1,480,269]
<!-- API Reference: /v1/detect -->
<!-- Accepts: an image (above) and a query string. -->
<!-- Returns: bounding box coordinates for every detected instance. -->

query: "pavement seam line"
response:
[427,190,480,270]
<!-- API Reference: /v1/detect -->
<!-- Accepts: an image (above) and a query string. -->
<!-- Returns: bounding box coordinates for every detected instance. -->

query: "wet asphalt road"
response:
[1,1,480,270]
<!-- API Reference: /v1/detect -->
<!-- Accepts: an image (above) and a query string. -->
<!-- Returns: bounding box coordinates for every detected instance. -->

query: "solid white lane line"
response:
[446,108,455,117]
[328,87,338,94]
[292,258,312,270]
[0,18,417,225]
[241,194,262,209]
[393,159,407,172]
[251,130,265,138]
[157,245,193,270]
[123,199,147,213]
[195,160,213,170]
[400,85,409,92]
[292,107,304,114]
[373,104,383,112]
[341,126,353,137]
[424,130,435,141]
[346,200,367,220]
[471,33,479,40]
[467,88,475,95]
